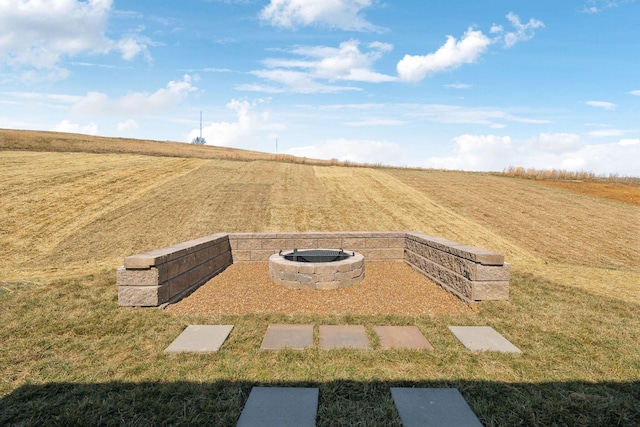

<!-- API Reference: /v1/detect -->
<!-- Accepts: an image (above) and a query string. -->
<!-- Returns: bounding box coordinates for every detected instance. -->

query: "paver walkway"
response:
[373,326,434,350]
[260,324,314,350]
[164,325,233,353]
[319,325,371,349]
[236,387,319,427]
[448,326,522,353]
[391,388,483,427]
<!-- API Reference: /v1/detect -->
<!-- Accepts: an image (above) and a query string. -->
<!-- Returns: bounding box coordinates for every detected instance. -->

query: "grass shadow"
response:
[2,379,639,426]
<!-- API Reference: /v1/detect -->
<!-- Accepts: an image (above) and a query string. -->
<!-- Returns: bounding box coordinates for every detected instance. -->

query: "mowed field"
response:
[1,131,638,303]
[1,130,640,425]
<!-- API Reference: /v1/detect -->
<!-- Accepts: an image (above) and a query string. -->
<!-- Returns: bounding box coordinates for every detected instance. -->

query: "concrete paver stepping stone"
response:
[260,324,314,350]
[448,326,522,353]
[164,325,233,354]
[391,388,483,427]
[236,387,319,427]
[373,326,434,350]
[319,325,371,350]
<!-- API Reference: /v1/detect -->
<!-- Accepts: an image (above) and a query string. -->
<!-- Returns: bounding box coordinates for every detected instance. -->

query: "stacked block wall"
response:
[116,231,510,307]
[404,233,510,304]
[117,233,232,306]
[229,232,406,262]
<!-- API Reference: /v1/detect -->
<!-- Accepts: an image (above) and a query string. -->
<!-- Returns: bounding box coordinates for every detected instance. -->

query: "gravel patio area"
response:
[166,262,472,316]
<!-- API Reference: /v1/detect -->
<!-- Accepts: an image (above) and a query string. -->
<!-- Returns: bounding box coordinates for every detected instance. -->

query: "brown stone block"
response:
[124,252,165,269]
[298,263,315,274]
[317,238,342,248]
[169,273,192,296]
[474,262,511,281]
[336,271,353,281]
[473,281,510,300]
[295,273,313,284]
[236,239,262,250]
[342,238,366,249]
[314,264,336,275]
[250,250,274,261]
[187,263,208,284]
[405,251,473,299]
[388,238,406,248]
[208,244,222,259]
[366,238,390,248]
[292,239,318,249]
[229,232,268,239]
[232,250,251,262]
[370,232,406,238]
[361,248,405,261]
[454,244,504,266]
[194,248,209,265]
[315,273,337,282]
[261,238,287,250]
[405,246,475,279]
[156,263,169,281]
[118,285,161,307]
[282,263,299,274]
[316,281,342,290]
[283,272,297,281]
[116,266,159,287]
[352,257,364,269]
[166,253,194,280]
[406,233,505,266]
[336,262,352,273]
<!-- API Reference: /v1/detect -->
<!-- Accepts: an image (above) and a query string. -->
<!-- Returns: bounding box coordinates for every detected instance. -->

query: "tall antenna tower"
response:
[191,110,207,145]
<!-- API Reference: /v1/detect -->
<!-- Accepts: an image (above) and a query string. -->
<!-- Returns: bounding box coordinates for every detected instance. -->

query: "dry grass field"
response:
[1,129,639,425]
[2,129,637,303]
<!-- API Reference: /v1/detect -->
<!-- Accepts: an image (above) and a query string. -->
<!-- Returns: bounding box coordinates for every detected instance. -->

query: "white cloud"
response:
[50,120,98,135]
[188,98,281,148]
[425,135,514,170]
[343,118,406,127]
[586,128,626,137]
[423,132,640,176]
[535,132,583,153]
[245,40,395,93]
[412,104,550,127]
[286,138,406,165]
[72,75,197,115]
[619,138,640,146]
[260,0,381,32]
[582,0,635,13]
[445,83,471,89]
[117,119,139,131]
[630,90,640,96]
[397,28,491,82]
[0,0,150,80]
[396,14,543,83]
[586,100,617,110]
[501,13,545,48]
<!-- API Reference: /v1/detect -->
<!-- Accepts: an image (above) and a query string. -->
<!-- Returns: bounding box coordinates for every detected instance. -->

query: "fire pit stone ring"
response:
[269,249,365,290]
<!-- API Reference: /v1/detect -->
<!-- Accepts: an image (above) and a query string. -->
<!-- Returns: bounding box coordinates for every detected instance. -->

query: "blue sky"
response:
[1,0,639,175]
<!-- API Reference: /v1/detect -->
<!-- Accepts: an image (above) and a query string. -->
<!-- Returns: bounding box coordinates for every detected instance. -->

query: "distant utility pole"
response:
[191,110,206,145]
[276,137,278,154]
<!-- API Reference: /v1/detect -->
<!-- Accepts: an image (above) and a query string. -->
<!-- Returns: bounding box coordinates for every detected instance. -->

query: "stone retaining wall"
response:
[229,232,406,262]
[117,233,232,307]
[116,231,510,306]
[404,233,510,304]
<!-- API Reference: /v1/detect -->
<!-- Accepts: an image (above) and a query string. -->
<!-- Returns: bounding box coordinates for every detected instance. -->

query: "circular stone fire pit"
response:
[269,249,364,290]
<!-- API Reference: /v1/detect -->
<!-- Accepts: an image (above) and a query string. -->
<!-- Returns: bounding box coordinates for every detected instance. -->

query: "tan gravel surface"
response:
[165,262,472,316]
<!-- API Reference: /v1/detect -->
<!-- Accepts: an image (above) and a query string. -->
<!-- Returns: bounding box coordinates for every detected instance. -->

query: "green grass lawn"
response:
[1,270,639,426]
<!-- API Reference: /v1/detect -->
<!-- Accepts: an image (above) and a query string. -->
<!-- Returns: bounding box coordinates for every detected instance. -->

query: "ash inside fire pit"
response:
[281,249,353,263]
[269,249,364,290]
